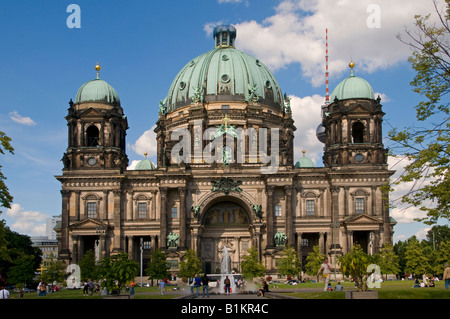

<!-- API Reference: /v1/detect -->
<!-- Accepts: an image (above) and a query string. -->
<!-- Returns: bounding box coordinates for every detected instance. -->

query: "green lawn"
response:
[275,279,450,299]
[8,280,450,299]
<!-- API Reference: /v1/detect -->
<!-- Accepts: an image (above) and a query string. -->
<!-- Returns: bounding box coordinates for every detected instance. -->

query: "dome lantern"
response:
[213,25,237,48]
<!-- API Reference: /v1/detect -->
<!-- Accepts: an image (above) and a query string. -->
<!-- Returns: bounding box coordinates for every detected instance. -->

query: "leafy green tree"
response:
[0,131,14,210]
[0,225,41,282]
[240,246,267,280]
[178,249,202,279]
[6,252,36,285]
[146,249,170,282]
[404,237,430,276]
[390,0,450,225]
[277,245,302,280]
[435,240,450,274]
[304,245,325,277]
[96,252,139,295]
[41,254,65,284]
[79,249,97,281]
[425,225,450,249]
[377,243,400,280]
[338,244,377,292]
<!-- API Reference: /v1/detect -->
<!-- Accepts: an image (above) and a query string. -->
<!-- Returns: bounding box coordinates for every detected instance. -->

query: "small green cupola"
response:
[135,153,156,170]
[295,150,315,168]
[75,63,121,106]
[330,62,375,101]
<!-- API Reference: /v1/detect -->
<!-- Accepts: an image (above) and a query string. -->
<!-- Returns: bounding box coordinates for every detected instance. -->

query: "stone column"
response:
[112,190,122,252]
[126,191,133,221]
[103,190,109,221]
[179,187,186,249]
[319,232,325,255]
[297,232,303,261]
[266,186,275,248]
[285,186,293,244]
[330,186,340,246]
[59,190,71,262]
[160,188,168,248]
[127,235,134,259]
[75,190,81,221]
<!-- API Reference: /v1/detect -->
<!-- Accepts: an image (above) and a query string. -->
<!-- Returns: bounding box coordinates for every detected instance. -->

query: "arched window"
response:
[86,125,99,147]
[352,122,364,143]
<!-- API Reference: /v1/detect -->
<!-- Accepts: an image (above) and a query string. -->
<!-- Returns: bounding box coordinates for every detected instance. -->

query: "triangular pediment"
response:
[347,103,371,113]
[79,107,104,118]
[69,218,107,230]
[344,213,382,225]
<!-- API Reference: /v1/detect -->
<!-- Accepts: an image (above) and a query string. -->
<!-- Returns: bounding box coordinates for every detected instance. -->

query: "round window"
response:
[354,153,364,162]
[179,81,186,90]
[221,74,230,83]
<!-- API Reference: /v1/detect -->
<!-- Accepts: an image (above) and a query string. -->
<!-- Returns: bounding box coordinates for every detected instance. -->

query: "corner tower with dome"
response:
[56,26,396,278]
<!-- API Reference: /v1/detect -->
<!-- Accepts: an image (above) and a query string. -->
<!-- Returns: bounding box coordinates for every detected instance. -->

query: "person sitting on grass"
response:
[334,282,343,291]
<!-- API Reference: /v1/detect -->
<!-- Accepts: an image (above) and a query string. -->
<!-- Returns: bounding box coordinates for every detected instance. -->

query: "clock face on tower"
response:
[354,153,364,163]
[87,157,97,166]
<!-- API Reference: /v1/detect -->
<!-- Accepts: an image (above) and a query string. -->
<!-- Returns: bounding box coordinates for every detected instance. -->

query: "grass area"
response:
[273,279,450,299]
[7,280,449,299]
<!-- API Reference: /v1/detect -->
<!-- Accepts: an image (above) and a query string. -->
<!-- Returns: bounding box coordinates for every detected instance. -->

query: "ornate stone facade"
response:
[55,26,396,275]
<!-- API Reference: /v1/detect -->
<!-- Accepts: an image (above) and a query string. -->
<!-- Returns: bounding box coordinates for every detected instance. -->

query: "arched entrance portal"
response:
[200,201,251,274]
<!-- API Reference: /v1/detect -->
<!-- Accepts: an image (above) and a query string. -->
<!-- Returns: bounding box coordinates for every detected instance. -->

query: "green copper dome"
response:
[295,151,315,168]
[135,158,156,170]
[330,65,375,101]
[164,25,284,113]
[75,78,121,106]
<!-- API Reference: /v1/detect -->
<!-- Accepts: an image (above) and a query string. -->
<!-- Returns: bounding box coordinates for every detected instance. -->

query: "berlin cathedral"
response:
[55,25,396,275]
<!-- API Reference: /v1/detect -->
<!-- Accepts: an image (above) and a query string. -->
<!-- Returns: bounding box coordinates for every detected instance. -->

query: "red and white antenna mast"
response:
[325,28,329,105]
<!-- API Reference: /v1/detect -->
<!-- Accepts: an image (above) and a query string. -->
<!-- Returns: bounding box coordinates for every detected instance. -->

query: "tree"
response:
[435,240,450,274]
[78,249,97,281]
[146,249,170,282]
[425,225,450,249]
[96,252,139,295]
[389,0,450,225]
[178,249,202,280]
[304,245,325,277]
[0,131,14,210]
[0,225,41,283]
[6,252,36,286]
[404,237,430,276]
[41,254,65,284]
[377,243,401,280]
[239,246,267,280]
[338,244,377,292]
[277,245,302,280]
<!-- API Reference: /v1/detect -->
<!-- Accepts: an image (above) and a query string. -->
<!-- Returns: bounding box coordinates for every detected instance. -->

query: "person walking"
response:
[159,280,166,295]
[82,280,88,296]
[202,274,210,298]
[193,274,202,297]
[444,263,450,289]
[87,279,94,296]
[129,280,136,297]
[0,286,9,299]
[317,257,333,292]
[224,276,231,295]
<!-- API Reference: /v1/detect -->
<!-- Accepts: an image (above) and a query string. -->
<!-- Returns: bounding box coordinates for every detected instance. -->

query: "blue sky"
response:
[0,0,447,242]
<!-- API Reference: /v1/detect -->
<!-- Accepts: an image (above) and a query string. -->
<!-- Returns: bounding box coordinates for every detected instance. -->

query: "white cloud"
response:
[415,227,432,241]
[289,94,325,165]
[129,125,158,159]
[9,111,36,126]
[388,155,435,224]
[6,203,47,236]
[232,0,442,86]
